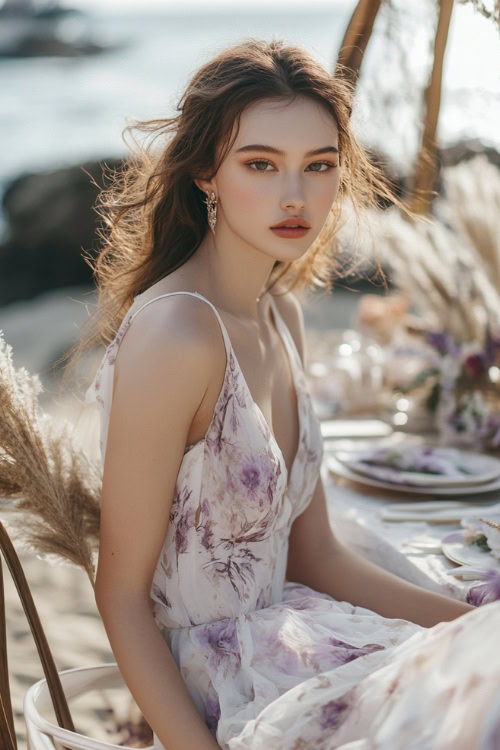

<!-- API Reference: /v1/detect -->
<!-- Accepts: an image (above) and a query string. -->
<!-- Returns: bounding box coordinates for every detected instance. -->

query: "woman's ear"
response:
[194,177,214,194]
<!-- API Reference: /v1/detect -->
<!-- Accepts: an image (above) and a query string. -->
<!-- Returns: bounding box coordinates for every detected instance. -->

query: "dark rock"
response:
[0,33,110,58]
[433,139,500,200]
[0,158,124,306]
[438,138,500,170]
[0,5,123,59]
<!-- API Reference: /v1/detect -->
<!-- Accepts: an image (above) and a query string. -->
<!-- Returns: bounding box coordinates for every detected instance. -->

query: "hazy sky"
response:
[65,0,498,92]
[68,0,352,8]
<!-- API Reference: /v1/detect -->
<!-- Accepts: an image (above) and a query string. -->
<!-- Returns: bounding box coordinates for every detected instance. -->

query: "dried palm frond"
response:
[365,157,500,346]
[458,0,500,31]
[0,329,101,588]
[479,518,500,532]
[439,155,500,291]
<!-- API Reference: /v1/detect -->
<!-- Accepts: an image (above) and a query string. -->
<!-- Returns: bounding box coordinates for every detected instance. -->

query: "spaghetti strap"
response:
[84,290,232,422]
[129,290,232,361]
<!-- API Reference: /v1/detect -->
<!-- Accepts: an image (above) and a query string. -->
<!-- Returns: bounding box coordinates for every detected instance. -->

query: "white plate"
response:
[327,454,500,496]
[441,530,500,571]
[320,419,393,439]
[335,447,500,488]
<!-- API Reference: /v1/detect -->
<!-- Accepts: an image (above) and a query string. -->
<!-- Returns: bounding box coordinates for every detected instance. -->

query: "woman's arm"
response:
[94,298,222,750]
[287,475,474,628]
[96,592,220,749]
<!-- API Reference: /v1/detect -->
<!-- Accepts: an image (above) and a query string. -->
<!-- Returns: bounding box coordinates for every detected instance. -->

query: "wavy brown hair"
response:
[59,36,409,396]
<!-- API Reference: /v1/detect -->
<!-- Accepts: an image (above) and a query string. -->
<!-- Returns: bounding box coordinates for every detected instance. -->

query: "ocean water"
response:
[0,0,498,230]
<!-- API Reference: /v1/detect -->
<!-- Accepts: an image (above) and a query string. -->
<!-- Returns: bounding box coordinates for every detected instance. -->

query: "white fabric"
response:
[84,286,500,749]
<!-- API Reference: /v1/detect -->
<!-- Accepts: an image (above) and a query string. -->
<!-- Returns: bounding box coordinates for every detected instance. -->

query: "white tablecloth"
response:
[321,460,498,603]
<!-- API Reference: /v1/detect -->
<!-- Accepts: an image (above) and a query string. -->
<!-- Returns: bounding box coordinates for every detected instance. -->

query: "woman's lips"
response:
[270,227,310,238]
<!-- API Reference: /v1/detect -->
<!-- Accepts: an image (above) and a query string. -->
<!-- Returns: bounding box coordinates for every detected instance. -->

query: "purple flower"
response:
[315,637,385,666]
[237,454,275,505]
[466,569,500,606]
[205,685,221,738]
[463,353,487,378]
[197,618,240,656]
[196,619,242,677]
[241,457,262,491]
[426,331,460,357]
[319,699,350,730]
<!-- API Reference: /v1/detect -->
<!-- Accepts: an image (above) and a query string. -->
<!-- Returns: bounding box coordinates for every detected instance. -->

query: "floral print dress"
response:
[85,289,500,750]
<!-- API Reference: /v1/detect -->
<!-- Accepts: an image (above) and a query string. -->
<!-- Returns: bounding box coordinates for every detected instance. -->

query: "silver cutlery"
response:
[444,566,494,581]
[380,502,500,523]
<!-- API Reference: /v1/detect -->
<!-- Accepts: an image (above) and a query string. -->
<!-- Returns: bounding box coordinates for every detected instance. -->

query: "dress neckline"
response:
[234,295,303,487]
[129,289,304,491]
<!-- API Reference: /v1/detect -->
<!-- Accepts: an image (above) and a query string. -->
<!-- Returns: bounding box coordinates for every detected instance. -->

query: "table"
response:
[321,455,499,603]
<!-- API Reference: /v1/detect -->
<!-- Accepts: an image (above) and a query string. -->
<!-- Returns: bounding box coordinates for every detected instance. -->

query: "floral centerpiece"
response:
[394,325,500,449]
[360,156,500,449]
[425,326,500,448]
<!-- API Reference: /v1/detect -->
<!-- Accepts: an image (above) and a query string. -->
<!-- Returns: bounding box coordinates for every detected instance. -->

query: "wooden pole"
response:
[0,523,75,742]
[0,554,17,749]
[0,693,16,750]
[336,0,383,87]
[409,0,455,214]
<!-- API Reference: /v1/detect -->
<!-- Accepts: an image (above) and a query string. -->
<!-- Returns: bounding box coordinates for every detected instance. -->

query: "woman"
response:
[79,38,499,750]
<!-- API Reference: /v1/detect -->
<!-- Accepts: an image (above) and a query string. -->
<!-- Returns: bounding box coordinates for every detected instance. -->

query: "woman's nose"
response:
[280,173,306,210]
[281,191,305,212]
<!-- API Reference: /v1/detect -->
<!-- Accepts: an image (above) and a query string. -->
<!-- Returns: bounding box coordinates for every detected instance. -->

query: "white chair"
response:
[1,523,157,750]
[24,663,155,750]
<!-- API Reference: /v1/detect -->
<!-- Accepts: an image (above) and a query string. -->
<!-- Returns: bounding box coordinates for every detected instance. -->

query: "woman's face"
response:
[209,96,341,262]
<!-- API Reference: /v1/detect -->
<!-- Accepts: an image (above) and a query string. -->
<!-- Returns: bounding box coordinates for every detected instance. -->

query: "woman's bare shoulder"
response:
[114,292,223,383]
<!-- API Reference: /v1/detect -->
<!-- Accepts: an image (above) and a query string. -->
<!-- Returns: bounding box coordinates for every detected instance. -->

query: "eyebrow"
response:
[235,144,339,157]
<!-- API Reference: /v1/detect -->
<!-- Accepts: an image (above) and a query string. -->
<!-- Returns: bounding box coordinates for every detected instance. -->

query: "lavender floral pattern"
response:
[86,289,500,750]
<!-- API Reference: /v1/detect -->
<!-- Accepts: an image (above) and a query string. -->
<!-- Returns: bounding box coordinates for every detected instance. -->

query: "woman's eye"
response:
[307,161,336,172]
[246,160,336,173]
[247,160,274,171]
